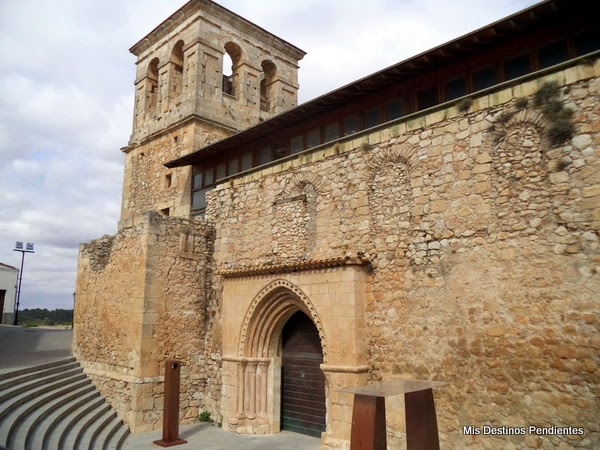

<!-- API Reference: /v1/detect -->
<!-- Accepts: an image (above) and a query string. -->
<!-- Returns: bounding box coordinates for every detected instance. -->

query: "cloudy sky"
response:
[0,0,539,312]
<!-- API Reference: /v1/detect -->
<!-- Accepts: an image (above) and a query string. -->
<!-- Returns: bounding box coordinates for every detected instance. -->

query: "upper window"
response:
[222,42,242,96]
[538,41,568,69]
[260,60,277,112]
[417,86,439,111]
[503,54,531,80]
[169,41,185,103]
[146,58,159,112]
[472,66,498,91]
[444,76,467,101]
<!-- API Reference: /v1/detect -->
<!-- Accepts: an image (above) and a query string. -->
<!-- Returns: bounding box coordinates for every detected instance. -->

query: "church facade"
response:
[74,0,600,448]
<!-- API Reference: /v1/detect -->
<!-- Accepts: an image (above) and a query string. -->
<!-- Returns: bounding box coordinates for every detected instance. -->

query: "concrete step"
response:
[0,359,131,450]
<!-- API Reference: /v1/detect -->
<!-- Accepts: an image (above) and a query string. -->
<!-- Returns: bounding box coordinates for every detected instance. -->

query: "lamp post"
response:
[72,291,76,329]
[13,242,35,326]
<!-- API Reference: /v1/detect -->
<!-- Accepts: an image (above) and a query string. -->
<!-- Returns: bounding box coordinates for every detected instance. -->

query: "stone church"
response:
[73,0,599,448]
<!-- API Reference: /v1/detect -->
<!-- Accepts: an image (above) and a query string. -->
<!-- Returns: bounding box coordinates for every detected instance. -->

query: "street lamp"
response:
[13,241,35,326]
[72,291,76,329]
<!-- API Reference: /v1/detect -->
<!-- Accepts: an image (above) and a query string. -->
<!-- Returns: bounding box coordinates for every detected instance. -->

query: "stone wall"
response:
[74,212,220,431]
[209,62,600,449]
[119,121,230,229]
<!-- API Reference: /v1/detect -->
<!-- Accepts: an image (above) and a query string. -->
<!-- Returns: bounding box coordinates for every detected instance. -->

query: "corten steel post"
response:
[350,394,387,450]
[341,380,445,450]
[153,359,187,447]
[405,388,440,450]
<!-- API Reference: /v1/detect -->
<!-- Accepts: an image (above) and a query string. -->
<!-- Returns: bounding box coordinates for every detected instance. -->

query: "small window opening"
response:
[417,86,439,111]
[306,128,321,149]
[503,54,531,80]
[165,173,172,189]
[472,66,498,91]
[385,98,405,121]
[259,147,272,165]
[364,106,382,128]
[290,135,303,154]
[273,142,288,160]
[324,121,339,142]
[538,41,568,69]
[161,207,170,216]
[444,76,467,101]
[343,113,360,136]
[241,152,253,171]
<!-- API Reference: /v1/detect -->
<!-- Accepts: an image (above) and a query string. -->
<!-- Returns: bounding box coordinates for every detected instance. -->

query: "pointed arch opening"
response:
[233,279,328,435]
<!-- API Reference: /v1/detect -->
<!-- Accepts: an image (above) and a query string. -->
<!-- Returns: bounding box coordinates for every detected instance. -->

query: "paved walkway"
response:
[0,325,73,373]
[124,423,320,450]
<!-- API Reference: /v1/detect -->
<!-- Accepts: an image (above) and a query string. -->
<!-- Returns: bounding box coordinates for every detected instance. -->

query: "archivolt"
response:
[367,143,418,176]
[485,109,548,155]
[238,279,328,361]
[279,172,323,199]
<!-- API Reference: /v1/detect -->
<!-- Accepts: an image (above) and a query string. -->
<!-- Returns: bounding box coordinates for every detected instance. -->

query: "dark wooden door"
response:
[0,290,5,321]
[281,311,326,437]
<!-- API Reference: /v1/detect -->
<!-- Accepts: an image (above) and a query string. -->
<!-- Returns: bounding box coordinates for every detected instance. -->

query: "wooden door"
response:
[281,311,326,437]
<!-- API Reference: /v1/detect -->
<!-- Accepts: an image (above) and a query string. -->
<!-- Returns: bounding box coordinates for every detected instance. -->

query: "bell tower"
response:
[119,0,305,228]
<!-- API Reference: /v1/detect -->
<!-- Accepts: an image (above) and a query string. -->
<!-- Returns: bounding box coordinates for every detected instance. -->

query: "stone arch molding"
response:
[485,109,548,154]
[279,172,324,199]
[238,278,328,362]
[367,143,419,176]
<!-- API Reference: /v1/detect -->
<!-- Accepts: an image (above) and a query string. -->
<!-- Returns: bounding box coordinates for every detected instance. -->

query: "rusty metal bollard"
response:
[153,359,188,447]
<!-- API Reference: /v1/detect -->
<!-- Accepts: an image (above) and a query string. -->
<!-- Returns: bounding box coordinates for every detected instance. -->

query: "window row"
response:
[191,30,598,216]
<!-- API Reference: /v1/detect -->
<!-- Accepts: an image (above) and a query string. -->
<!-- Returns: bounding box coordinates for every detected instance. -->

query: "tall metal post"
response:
[13,242,34,326]
[154,359,187,447]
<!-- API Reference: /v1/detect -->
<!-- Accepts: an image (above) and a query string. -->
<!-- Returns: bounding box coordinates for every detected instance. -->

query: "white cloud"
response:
[0,0,538,310]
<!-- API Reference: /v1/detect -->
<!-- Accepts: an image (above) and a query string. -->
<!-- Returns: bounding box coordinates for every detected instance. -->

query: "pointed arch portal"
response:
[221,266,369,439]
[231,279,328,435]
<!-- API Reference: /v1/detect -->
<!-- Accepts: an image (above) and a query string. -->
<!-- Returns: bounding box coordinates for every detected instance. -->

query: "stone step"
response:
[0,372,86,444]
[40,389,102,450]
[0,359,130,450]
[5,377,91,449]
[0,360,79,391]
[0,358,76,382]
[62,402,111,450]
[47,397,107,450]
[101,417,129,450]
[0,367,84,406]
[87,413,122,450]
[23,384,97,450]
